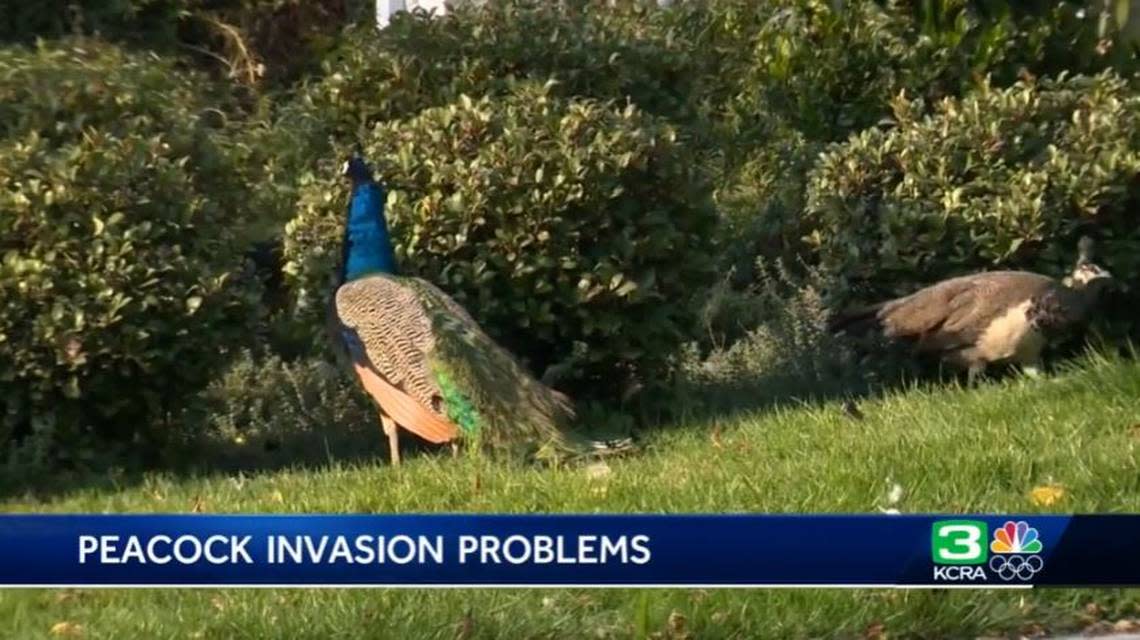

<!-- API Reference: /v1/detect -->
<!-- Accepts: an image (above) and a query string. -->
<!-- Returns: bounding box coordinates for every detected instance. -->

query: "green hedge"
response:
[692,0,1140,284]
[1,1,356,88]
[804,72,1140,303]
[284,83,717,397]
[0,41,262,460]
[694,0,1047,144]
[278,1,702,165]
[0,1,179,45]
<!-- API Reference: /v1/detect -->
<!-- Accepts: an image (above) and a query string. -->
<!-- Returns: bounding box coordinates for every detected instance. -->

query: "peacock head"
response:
[341,153,373,185]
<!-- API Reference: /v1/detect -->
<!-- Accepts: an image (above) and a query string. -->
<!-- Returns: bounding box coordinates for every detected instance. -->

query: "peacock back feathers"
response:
[334,273,619,459]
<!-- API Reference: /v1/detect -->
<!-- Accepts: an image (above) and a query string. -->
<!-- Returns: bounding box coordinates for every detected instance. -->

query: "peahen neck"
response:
[1061,280,1108,319]
[340,179,398,284]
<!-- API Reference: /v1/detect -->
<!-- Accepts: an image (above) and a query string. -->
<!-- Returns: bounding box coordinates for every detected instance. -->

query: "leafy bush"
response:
[284,83,718,398]
[710,117,824,284]
[899,1,1140,82]
[288,1,1113,292]
[279,1,702,163]
[804,72,1140,304]
[670,260,877,413]
[730,0,924,141]
[179,351,380,471]
[178,0,361,86]
[719,0,1103,142]
[0,1,181,45]
[0,41,263,458]
[682,0,1014,284]
[1,0,357,88]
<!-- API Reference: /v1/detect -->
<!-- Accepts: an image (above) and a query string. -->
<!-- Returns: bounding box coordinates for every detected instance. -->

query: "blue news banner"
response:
[0,514,1136,587]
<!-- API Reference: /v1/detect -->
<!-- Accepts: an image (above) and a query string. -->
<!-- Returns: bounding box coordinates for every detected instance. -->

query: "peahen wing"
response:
[878,271,1055,355]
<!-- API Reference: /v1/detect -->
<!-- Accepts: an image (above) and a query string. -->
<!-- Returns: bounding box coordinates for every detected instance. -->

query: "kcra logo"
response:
[930,520,1045,582]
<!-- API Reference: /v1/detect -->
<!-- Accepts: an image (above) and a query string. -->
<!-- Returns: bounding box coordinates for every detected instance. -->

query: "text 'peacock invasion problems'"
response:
[77,533,653,566]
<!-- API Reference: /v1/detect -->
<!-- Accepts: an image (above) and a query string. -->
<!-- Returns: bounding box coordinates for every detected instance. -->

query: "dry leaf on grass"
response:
[49,622,83,637]
[1113,619,1140,632]
[862,621,887,640]
[1029,484,1065,507]
[886,482,904,506]
[1082,601,1105,621]
[455,609,475,640]
[665,610,692,640]
[52,590,84,604]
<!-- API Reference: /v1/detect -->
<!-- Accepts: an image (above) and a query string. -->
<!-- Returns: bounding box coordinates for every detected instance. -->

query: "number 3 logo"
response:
[932,520,988,565]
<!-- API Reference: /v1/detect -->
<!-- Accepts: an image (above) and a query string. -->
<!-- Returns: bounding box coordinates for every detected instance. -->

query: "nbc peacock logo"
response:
[990,520,1043,554]
[988,521,1045,581]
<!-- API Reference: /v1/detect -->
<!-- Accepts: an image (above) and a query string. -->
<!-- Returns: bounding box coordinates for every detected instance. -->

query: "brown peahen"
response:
[329,154,632,464]
[829,238,1116,384]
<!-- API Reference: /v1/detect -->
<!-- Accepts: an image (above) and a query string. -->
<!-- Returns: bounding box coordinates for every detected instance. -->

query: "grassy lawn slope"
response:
[2,353,1139,638]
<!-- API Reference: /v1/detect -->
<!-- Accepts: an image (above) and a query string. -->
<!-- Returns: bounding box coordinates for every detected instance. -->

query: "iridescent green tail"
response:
[408,277,634,460]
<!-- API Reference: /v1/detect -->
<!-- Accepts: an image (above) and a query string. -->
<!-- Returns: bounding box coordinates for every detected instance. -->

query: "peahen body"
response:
[330,154,631,464]
[828,238,1115,384]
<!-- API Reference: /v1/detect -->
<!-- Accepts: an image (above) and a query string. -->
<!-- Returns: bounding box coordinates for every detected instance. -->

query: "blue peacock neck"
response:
[340,178,398,284]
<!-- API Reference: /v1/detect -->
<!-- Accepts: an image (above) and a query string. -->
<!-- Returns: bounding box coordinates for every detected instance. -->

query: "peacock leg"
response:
[380,412,400,466]
[450,442,459,459]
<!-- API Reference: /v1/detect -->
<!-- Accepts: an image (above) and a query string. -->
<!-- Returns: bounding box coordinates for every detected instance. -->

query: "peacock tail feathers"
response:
[433,368,481,436]
[334,272,631,460]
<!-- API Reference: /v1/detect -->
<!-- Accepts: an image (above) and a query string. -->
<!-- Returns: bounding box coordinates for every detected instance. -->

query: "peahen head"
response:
[339,152,398,282]
[1062,236,1114,298]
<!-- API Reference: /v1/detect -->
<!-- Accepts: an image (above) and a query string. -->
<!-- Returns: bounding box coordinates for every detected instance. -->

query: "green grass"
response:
[2,353,1140,638]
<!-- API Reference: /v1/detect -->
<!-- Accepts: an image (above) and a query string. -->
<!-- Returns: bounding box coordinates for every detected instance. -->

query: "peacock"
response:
[330,153,632,465]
